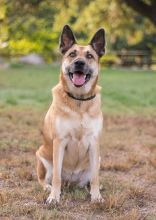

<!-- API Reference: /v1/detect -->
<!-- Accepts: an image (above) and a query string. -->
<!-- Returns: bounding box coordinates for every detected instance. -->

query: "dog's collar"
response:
[66,92,96,101]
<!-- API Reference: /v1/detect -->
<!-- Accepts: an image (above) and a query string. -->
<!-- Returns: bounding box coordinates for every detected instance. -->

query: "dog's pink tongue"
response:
[72,73,85,86]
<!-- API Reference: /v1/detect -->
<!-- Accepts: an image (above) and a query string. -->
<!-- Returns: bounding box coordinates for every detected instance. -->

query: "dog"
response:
[36,25,105,204]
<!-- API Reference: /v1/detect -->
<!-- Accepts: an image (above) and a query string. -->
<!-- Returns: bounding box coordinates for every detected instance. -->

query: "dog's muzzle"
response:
[68,60,92,87]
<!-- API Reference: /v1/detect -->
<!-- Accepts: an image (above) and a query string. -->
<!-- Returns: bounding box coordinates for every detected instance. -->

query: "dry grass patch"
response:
[0,108,156,219]
[101,153,140,171]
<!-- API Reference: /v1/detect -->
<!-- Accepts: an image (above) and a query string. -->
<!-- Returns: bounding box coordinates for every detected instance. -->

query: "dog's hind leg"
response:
[36,147,53,191]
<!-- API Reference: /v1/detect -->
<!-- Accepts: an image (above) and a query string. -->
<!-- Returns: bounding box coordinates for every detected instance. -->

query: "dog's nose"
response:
[74,60,85,67]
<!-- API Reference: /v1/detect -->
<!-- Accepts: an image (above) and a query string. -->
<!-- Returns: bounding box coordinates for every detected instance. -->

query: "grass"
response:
[0,64,156,114]
[0,64,156,219]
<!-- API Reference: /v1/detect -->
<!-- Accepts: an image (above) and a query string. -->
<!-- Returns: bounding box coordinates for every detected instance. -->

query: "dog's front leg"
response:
[46,138,66,204]
[89,139,103,203]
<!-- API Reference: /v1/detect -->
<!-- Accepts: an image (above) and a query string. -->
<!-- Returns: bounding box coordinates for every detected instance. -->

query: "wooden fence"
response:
[102,50,156,68]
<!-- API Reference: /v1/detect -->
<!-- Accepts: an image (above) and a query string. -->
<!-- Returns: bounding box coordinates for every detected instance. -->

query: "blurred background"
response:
[0,0,156,68]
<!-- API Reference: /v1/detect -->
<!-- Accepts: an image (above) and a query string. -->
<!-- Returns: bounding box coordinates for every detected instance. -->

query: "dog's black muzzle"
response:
[66,59,93,87]
[74,60,85,70]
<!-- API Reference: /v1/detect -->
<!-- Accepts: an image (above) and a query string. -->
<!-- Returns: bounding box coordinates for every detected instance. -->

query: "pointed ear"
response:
[89,28,105,57]
[59,25,76,54]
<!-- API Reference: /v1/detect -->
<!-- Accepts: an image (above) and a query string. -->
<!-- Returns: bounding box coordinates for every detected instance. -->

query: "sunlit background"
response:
[0,0,156,68]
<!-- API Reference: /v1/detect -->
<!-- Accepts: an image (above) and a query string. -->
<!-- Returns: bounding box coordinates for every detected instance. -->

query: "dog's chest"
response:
[55,112,102,141]
[55,110,102,169]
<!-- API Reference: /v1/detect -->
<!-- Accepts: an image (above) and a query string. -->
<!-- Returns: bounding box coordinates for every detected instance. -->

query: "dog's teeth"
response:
[69,72,73,79]
[85,74,89,80]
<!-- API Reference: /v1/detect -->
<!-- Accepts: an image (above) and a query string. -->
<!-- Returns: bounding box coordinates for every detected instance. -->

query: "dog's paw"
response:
[46,190,60,204]
[91,192,104,203]
[44,184,52,192]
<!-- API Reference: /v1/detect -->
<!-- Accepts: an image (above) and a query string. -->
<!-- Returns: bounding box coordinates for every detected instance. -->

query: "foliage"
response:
[0,0,156,61]
[122,0,156,26]
[0,0,58,60]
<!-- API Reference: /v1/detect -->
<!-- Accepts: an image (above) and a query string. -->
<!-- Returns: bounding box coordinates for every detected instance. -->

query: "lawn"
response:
[0,65,156,219]
[0,64,156,114]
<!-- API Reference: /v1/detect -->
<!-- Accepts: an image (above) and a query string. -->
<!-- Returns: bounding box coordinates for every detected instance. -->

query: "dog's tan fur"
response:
[36,25,105,204]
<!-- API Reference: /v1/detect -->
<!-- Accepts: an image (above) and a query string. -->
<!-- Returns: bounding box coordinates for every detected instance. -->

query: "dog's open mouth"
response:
[69,71,91,87]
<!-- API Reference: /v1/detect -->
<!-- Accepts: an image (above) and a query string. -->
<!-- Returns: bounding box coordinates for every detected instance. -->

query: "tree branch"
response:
[123,0,156,26]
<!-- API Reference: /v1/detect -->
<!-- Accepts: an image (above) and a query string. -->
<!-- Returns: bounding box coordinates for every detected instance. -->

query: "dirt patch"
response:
[0,108,156,219]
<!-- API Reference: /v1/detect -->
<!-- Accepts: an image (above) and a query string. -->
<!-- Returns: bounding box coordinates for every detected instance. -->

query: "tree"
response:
[122,0,156,26]
[0,0,156,61]
[0,0,58,60]
[57,0,155,53]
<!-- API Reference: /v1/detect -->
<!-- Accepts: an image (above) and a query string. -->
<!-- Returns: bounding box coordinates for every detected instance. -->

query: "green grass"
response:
[0,64,156,114]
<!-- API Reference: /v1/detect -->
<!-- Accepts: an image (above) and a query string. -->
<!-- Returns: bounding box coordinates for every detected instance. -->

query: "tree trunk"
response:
[123,0,156,26]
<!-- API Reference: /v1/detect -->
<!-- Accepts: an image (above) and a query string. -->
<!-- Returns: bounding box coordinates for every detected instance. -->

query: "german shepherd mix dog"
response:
[36,25,105,204]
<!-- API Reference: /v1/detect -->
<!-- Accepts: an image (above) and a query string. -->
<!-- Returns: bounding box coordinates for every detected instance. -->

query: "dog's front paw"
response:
[46,189,60,204]
[91,191,104,203]
[44,184,52,192]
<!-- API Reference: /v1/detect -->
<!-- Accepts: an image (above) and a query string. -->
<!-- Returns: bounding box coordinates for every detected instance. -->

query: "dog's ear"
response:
[59,25,76,54]
[90,28,105,57]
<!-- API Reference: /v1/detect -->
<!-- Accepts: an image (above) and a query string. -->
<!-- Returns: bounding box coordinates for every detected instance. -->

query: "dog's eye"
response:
[86,53,93,59]
[69,52,76,58]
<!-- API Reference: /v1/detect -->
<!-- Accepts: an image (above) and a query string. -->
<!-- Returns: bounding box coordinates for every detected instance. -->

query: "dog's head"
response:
[60,25,105,95]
